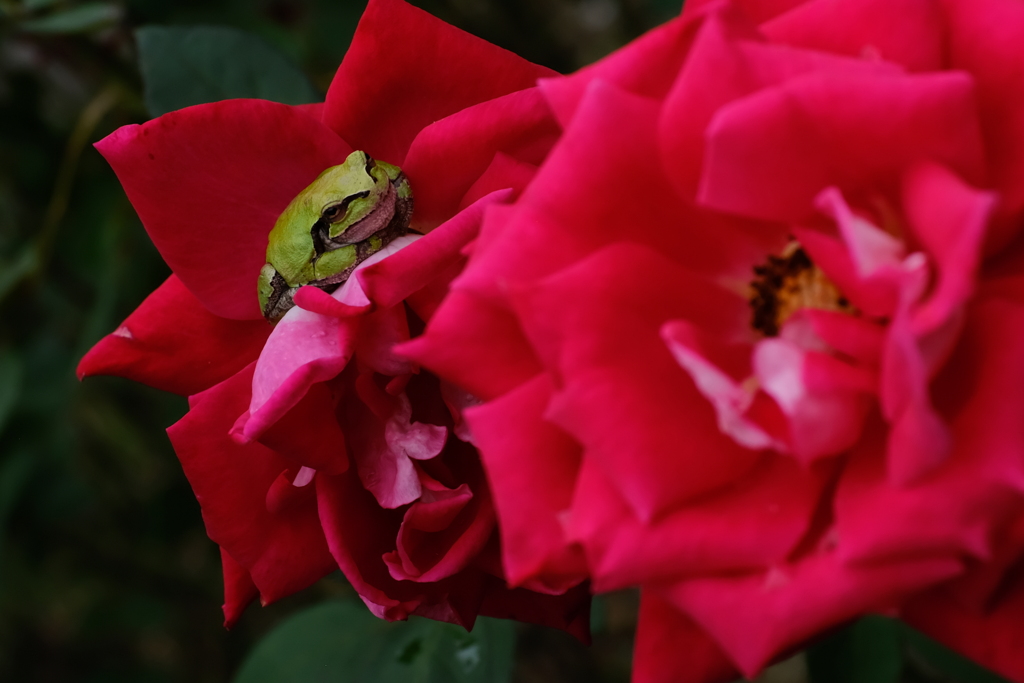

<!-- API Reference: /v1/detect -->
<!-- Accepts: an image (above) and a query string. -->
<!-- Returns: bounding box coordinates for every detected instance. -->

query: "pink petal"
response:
[167,363,337,605]
[879,311,952,485]
[95,100,353,320]
[243,306,359,441]
[342,384,446,510]
[77,275,270,395]
[293,286,371,318]
[663,320,784,452]
[815,187,906,279]
[795,310,885,367]
[330,234,423,309]
[353,304,412,377]
[322,0,554,166]
[753,336,875,463]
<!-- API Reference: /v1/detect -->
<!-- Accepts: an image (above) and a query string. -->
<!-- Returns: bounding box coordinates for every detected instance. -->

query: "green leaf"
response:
[136,25,321,118]
[233,600,515,683]
[808,615,902,683]
[900,622,1011,683]
[18,3,120,34]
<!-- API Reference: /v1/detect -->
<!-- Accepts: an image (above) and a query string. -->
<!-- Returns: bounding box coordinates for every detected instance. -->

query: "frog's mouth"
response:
[259,172,413,322]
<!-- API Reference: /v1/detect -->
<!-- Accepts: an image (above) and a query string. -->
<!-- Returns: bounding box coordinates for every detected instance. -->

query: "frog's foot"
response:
[259,267,298,323]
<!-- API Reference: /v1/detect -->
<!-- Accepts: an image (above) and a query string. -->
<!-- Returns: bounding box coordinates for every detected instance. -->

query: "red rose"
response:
[406,0,1024,679]
[78,0,589,637]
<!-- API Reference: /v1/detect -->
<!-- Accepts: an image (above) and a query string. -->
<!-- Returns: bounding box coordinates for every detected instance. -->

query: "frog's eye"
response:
[321,204,345,222]
[321,191,370,223]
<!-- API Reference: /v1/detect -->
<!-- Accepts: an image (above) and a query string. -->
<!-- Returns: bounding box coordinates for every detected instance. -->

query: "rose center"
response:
[750,242,852,336]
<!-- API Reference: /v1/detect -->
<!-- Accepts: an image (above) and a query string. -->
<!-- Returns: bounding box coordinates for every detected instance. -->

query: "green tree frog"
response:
[258,150,413,321]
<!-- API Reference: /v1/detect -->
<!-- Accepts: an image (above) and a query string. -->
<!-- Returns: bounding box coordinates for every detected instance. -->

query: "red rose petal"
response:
[478,578,592,644]
[540,15,698,127]
[252,382,349,476]
[77,275,270,395]
[660,11,901,200]
[904,575,1024,683]
[167,363,337,605]
[699,71,986,222]
[464,375,588,590]
[384,467,495,583]
[836,301,1024,564]
[400,289,544,401]
[762,0,945,72]
[458,78,787,304]
[902,162,996,333]
[220,547,258,629]
[682,0,804,24]
[944,0,1024,249]
[458,153,538,211]
[633,592,737,683]
[95,99,353,320]
[402,88,559,229]
[322,0,554,166]
[569,456,824,592]
[663,552,962,677]
[512,244,759,520]
[315,469,433,621]
[356,190,509,311]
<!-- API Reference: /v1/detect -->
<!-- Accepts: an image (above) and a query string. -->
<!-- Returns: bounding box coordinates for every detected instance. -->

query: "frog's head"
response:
[258,150,412,321]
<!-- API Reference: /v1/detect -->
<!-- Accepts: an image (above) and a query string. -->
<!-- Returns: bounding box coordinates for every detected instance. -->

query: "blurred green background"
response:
[0,1,1016,682]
